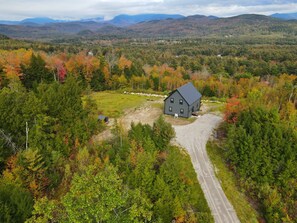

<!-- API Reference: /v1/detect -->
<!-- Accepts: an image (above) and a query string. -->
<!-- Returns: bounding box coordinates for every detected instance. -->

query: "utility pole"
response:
[26,122,29,150]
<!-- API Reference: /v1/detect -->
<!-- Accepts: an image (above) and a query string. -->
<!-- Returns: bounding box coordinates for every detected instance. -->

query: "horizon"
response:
[0,12,296,23]
[0,0,297,21]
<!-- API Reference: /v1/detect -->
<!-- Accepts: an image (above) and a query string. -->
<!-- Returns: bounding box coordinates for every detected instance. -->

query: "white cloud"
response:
[0,0,296,20]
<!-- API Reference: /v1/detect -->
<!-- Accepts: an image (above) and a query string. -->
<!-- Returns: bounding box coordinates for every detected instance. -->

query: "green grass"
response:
[206,141,259,223]
[89,91,158,118]
[151,102,163,109]
[202,101,226,114]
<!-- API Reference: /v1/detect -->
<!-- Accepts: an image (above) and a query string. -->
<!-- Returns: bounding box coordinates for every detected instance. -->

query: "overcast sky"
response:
[0,0,296,21]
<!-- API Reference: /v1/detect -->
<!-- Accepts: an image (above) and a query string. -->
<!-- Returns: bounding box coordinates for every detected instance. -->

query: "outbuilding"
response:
[98,115,109,123]
[164,82,202,118]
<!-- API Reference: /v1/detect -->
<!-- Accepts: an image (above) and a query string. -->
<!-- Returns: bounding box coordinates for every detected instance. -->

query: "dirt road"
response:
[173,114,240,223]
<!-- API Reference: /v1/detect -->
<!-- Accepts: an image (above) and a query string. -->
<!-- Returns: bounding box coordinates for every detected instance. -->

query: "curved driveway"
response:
[173,114,240,223]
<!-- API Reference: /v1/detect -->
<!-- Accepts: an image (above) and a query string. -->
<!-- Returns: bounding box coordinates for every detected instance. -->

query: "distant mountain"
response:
[271,13,297,20]
[109,14,185,26]
[0,17,68,26]
[0,20,19,25]
[0,17,103,26]
[80,17,104,23]
[20,17,66,25]
[0,14,184,27]
[1,14,297,40]
[0,21,107,40]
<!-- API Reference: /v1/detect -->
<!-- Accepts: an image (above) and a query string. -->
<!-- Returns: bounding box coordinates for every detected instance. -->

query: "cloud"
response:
[0,0,296,20]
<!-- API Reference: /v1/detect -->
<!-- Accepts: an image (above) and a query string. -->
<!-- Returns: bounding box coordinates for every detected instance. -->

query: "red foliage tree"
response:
[57,64,67,82]
[224,96,242,123]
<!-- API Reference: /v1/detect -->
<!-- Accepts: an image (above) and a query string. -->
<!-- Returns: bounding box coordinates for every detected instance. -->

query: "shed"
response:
[98,115,109,123]
[164,82,202,118]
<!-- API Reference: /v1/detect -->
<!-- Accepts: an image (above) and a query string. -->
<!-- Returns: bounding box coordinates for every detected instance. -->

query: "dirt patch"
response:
[92,129,113,143]
[200,101,224,116]
[118,100,163,129]
[164,116,194,125]
[93,100,163,143]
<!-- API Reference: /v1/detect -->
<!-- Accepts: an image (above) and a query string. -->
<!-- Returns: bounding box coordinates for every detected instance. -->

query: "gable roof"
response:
[176,82,202,105]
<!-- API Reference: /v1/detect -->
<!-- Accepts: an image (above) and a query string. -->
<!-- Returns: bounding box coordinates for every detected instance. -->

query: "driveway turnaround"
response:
[173,114,240,223]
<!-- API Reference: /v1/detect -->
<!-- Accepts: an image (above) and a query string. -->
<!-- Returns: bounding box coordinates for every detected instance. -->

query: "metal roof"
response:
[176,82,202,105]
[98,115,106,120]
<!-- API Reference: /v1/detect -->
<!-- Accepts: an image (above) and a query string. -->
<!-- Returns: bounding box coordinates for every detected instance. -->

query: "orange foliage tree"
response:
[65,52,100,82]
[118,55,132,71]
[224,96,242,123]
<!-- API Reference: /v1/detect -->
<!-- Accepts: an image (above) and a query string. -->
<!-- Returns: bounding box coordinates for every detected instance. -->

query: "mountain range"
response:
[0,14,183,26]
[271,12,297,20]
[108,14,185,26]
[0,13,297,40]
[1,12,296,27]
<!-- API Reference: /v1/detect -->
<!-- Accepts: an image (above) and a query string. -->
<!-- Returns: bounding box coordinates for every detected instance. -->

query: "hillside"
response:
[0,14,297,40]
[0,33,9,39]
[129,14,297,37]
[0,21,107,40]
[109,14,184,26]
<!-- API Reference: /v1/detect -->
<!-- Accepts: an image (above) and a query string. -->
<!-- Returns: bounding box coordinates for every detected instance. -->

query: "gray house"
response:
[164,82,202,118]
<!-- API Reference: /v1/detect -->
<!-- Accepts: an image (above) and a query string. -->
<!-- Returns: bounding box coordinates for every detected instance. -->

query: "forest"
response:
[0,35,296,222]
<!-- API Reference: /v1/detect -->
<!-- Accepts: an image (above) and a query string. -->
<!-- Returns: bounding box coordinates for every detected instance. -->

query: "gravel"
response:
[173,114,240,223]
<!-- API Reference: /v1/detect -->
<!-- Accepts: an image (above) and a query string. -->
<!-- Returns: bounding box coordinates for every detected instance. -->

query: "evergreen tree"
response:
[0,182,33,223]
[21,54,52,89]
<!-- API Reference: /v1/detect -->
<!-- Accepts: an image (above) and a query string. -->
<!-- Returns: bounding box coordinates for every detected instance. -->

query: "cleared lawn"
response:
[206,141,259,223]
[89,91,159,118]
[201,101,225,114]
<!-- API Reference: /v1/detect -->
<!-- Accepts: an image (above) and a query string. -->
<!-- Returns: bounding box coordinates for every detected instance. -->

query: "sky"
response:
[0,0,296,21]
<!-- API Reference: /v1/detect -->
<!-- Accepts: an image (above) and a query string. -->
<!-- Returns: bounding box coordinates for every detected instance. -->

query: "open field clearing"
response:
[89,91,160,118]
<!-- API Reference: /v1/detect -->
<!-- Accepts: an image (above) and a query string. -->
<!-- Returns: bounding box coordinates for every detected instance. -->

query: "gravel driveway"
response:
[173,114,240,223]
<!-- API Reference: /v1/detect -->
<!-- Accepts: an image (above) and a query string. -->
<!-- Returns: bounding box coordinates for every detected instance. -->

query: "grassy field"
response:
[206,141,259,223]
[88,91,159,118]
[201,100,225,114]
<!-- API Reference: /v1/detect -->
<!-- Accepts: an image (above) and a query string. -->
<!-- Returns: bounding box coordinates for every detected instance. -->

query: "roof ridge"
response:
[176,82,201,105]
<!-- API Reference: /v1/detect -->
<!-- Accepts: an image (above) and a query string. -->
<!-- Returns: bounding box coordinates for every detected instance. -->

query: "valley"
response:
[0,9,296,223]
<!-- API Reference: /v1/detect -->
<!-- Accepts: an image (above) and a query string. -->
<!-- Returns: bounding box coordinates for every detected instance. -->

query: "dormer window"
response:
[170,98,174,103]
[179,99,183,105]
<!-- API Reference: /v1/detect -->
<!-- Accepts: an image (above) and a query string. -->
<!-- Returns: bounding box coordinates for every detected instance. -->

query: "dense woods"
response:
[226,107,297,222]
[0,79,212,222]
[0,35,296,222]
[222,93,297,222]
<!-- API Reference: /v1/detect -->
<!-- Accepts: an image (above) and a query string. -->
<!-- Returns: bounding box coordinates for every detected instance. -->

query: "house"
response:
[164,82,202,118]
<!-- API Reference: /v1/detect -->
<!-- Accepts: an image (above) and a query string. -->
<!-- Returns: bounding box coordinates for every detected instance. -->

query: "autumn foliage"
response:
[0,39,296,223]
[224,96,242,123]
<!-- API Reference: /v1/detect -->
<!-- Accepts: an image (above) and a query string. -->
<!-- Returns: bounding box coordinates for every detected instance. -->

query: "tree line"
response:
[222,83,297,222]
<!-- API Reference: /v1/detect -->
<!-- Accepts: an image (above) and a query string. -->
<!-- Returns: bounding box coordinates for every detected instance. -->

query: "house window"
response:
[169,106,172,112]
[179,99,183,105]
[180,108,184,114]
[170,98,174,103]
